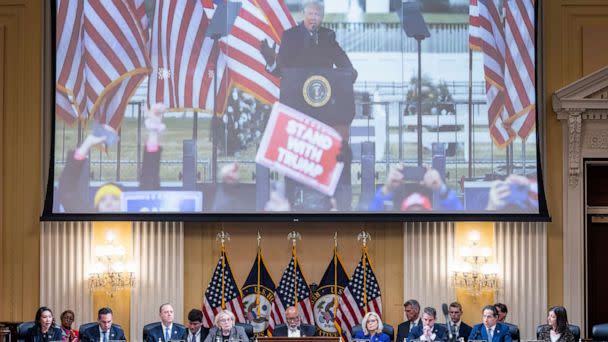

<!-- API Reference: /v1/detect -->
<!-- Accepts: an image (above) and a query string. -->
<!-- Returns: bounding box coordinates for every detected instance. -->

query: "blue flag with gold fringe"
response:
[312,248,349,337]
[242,247,276,336]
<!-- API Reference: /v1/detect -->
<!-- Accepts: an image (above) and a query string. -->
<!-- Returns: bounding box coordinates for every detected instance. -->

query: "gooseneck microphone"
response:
[442,303,453,342]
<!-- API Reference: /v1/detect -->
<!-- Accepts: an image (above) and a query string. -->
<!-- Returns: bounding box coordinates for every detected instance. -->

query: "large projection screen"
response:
[43,0,549,221]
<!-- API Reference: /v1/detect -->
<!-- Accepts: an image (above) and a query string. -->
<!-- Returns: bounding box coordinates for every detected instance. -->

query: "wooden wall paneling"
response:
[0,0,42,322]
[582,25,608,76]
[544,0,608,310]
[183,222,404,328]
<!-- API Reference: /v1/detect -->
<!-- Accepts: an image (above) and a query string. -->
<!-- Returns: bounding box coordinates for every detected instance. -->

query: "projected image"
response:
[51,0,540,215]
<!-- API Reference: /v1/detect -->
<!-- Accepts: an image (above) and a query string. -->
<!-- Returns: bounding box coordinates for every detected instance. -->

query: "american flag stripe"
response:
[257,0,296,34]
[206,0,294,108]
[268,253,313,332]
[468,0,482,51]
[504,0,536,139]
[336,251,382,342]
[149,0,227,113]
[220,0,285,105]
[56,0,86,122]
[478,0,515,147]
[74,0,150,128]
[202,251,247,328]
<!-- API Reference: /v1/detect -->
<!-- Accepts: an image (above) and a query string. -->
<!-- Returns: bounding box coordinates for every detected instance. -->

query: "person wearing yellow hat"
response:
[94,183,122,212]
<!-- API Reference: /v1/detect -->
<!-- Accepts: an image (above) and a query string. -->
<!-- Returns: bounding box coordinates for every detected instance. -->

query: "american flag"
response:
[202,250,246,328]
[205,0,295,112]
[336,250,382,342]
[55,0,150,129]
[268,249,314,334]
[503,0,536,140]
[147,0,226,113]
[475,0,516,147]
[56,0,85,125]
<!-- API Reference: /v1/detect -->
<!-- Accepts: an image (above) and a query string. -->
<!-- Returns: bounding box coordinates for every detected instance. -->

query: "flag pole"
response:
[288,231,302,308]
[256,230,262,316]
[357,231,371,313]
[216,229,231,310]
[333,232,338,314]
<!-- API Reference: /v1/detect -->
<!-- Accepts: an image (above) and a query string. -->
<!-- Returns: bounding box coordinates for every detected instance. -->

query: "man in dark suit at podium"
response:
[273,306,316,337]
[80,307,126,342]
[260,0,358,211]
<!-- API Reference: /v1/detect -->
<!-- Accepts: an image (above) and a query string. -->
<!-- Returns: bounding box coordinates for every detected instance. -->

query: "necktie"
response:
[488,328,493,341]
[312,30,318,45]
[165,327,171,342]
[103,332,108,342]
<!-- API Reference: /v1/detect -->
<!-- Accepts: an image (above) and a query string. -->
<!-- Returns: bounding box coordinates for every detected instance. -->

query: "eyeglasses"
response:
[218,318,233,323]
[286,317,300,322]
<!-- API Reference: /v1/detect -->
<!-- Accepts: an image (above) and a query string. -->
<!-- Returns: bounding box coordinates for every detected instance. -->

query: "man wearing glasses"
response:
[468,305,512,342]
[273,306,316,337]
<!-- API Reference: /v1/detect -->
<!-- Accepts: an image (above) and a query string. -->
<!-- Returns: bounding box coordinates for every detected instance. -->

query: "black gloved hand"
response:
[259,38,277,66]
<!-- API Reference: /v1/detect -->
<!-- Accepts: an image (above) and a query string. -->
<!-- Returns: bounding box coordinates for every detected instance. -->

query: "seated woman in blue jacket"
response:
[353,311,390,342]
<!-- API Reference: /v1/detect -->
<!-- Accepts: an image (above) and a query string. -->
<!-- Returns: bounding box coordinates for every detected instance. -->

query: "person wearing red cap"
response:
[368,165,463,211]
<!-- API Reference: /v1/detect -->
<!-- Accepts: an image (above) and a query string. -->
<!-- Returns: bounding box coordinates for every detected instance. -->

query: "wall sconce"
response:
[451,230,499,296]
[89,231,135,296]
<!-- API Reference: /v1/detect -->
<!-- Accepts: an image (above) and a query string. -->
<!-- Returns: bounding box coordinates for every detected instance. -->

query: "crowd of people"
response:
[24,301,574,342]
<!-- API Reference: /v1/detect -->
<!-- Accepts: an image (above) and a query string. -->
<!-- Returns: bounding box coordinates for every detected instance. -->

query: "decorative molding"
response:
[585,130,608,150]
[568,112,583,187]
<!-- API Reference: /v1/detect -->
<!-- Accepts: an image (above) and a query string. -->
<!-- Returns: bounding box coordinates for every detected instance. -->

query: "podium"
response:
[258,337,339,342]
[280,67,355,127]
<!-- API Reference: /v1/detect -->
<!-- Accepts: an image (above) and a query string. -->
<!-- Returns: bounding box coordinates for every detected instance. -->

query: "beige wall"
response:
[2,0,608,328]
[0,0,42,322]
[543,0,608,307]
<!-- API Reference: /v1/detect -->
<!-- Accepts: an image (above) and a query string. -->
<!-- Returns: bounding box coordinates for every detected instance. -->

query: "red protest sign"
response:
[255,102,344,196]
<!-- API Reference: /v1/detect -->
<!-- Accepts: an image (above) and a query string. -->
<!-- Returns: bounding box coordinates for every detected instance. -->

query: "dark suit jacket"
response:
[276,23,356,79]
[80,325,126,342]
[272,324,316,337]
[537,325,575,342]
[468,323,512,342]
[407,324,448,341]
[25,326,63,342]
[146,323,187,342]
[187,328,210,342]
[396,320,422,342]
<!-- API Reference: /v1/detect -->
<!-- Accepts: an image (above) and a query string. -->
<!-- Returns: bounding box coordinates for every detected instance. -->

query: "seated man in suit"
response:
[448,302,472,342]
[408,307,447,341]
[397,299,422,342]
[187,309,209,342]
[468,306,512,342]
[147,303,187,342]
[273,306,316,337]
[80,307,126,342]
[493,303,518,341]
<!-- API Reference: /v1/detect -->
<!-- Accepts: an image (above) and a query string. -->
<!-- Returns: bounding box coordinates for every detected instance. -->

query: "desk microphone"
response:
[442,303,453,342]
